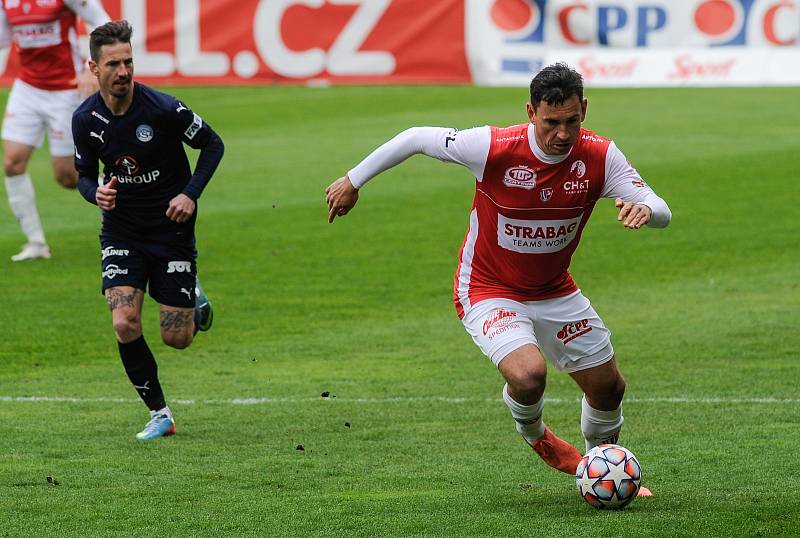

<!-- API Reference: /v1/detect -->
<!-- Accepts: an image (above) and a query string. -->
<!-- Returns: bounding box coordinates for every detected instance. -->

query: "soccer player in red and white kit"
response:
[326,63,670,490]
[0,0,109,261]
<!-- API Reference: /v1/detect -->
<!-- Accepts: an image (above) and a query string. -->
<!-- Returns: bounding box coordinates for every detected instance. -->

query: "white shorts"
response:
[2,79,79,157]
[461,291,614,373]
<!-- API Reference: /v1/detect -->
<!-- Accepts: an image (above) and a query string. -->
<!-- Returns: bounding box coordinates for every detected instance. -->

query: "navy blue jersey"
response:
[73,83,223,244]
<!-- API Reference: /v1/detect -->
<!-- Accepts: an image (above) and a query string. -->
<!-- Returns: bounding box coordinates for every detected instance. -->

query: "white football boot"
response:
[11,242,51,261]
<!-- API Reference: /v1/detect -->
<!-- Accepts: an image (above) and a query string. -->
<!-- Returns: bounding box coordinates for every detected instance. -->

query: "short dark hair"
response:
[529,62,584,109]
[89,20,133,62]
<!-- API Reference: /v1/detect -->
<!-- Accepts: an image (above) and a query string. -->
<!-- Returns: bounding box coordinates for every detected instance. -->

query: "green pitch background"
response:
[0,85,798,537]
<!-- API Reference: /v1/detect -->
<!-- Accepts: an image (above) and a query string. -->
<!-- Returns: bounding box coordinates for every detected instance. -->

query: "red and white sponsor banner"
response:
[0,0,470,86]
[1,0,798,87]
[468,0,800,87]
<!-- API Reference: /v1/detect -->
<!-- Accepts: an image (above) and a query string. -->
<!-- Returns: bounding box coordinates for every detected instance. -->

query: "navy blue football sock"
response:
[118,335,167,412]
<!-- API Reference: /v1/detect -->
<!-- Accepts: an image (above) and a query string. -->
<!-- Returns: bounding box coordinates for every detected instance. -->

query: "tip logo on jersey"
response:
[136,124,154,143]
[539,187,553,202]
[503,165,537,190]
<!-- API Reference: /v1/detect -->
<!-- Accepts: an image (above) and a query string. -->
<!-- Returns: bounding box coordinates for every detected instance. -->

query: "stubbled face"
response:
[527,95,587,155]
[91,42,134,99]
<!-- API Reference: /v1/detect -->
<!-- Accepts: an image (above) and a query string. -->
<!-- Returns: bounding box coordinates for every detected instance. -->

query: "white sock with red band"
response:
[581,395,624,452]
[502,383,545,445]
[5,173,46,245]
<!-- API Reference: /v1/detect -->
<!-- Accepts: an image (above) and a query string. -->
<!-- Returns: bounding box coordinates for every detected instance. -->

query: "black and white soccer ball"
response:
[576,444,642,509]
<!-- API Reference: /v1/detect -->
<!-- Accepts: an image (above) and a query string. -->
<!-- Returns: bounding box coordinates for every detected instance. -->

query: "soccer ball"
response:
[576,444,642,509]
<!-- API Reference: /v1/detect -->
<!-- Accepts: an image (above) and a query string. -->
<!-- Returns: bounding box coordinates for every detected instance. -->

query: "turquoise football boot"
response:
[135,413,176,441]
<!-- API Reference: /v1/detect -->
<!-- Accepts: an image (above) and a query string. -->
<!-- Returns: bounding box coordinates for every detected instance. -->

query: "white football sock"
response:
[502,383,545,445]
[5,173,46,244]
[581,395,623,452]
[151,406,173,420]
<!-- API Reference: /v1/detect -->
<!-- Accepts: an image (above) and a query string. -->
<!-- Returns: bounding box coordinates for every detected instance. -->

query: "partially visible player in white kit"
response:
[0,0,109,261]
[326,63,670,493]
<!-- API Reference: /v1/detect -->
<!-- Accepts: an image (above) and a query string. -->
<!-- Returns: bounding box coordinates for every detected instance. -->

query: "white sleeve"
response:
[0,10,12,50]
[601,141,672,228]
[64,0,111,29]
[347,126,490,189]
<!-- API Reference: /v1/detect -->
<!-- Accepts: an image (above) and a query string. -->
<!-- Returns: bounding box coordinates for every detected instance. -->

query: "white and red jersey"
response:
[0,0,109,91]
[347,122,671,318]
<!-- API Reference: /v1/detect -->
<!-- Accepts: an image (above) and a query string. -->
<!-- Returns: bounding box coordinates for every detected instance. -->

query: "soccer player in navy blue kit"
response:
[72,21,224,440]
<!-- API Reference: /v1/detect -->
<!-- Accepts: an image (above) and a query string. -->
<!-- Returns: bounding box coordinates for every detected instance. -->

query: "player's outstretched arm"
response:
[325,176,359,223]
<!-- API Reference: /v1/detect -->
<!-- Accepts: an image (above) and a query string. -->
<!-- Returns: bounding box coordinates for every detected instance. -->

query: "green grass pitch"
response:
[1,84,798,536]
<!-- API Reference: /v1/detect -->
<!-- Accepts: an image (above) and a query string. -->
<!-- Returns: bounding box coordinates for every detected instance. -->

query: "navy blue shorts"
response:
[100,235,198,308]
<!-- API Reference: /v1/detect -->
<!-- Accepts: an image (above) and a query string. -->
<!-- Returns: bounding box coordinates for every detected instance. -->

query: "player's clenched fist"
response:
[325,175,359,223]
[615,198,652,229]
[166,193,196,223]
[96,175,119,211]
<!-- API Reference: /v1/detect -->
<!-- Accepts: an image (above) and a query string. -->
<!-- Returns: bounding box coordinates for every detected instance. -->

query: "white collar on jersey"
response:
[527,123,572,165]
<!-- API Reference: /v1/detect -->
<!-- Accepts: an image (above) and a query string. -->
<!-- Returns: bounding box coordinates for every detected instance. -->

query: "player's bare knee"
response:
[506,364,547,401]
[162,331,193,349]
[4,156,26,176]
[588,374,626,410]
[113,317,142,343]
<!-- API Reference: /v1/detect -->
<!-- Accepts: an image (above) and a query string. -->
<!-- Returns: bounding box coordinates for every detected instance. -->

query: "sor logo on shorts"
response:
[503,165,537,190]
[557,319,592,345]
[115,155,140,175]
[167,261,192,273]
[482,308,518,336]
[136,124,154,142]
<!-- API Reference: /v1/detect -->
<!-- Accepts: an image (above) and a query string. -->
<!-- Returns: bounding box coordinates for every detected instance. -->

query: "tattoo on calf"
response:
[160,311,193,332]
[106,289,142,311]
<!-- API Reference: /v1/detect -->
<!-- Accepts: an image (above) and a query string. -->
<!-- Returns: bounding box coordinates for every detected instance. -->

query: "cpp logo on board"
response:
[480,0,797,50]
[692,0,797,46]
[489,0,546,43]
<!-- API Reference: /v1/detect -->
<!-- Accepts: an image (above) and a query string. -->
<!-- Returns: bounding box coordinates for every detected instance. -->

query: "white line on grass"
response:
[1,395,798,405]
